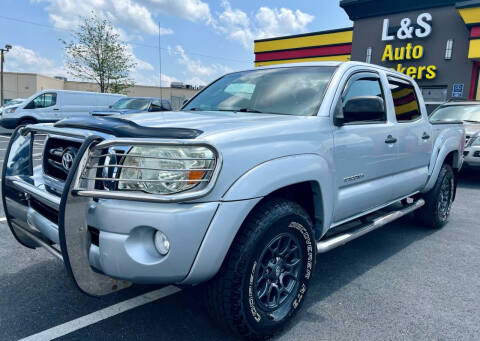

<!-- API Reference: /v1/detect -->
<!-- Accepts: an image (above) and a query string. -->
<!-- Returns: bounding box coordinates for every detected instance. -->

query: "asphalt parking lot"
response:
[0,132,479,341]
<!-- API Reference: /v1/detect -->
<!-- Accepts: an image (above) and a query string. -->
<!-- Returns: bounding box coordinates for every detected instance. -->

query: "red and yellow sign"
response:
[254,28,353,67]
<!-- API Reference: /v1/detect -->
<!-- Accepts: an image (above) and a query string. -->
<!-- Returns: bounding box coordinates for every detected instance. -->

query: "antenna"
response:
[158,21,163,102]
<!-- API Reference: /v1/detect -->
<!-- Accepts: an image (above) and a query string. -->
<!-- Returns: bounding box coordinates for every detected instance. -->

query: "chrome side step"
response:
[317,199,425,254]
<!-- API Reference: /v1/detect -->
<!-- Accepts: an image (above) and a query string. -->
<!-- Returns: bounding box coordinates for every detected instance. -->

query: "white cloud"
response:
[217,1,314,49]
[34,0,174,37]
[139,0,213,23]
[169,45,232,85]
[34,0,215,38]
[5,45,66,77]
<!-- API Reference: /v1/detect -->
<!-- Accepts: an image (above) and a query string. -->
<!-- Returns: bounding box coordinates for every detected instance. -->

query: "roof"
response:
[441,101,480,106]
[122,97,158,100]
[39,89,124,96]
[340,0,467,20]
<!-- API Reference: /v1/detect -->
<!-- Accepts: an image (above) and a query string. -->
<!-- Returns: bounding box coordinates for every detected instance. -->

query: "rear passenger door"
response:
[332,71,399,223]
[386,77,432,198]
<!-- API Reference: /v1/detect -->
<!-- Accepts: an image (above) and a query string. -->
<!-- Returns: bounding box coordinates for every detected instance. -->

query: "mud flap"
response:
[58,135,131,296]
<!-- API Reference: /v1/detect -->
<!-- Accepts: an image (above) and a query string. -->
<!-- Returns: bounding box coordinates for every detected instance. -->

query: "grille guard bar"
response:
[2,124,222,296]
[2,127,132,296]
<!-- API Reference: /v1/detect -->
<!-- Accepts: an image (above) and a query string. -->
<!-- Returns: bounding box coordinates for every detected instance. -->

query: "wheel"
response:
[206,198,315,339]
[416,163,455,229]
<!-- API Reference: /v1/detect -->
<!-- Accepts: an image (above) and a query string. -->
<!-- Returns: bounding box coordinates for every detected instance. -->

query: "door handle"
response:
[422,132,430,140]
[385,135,397,144]
[53,108,59,111]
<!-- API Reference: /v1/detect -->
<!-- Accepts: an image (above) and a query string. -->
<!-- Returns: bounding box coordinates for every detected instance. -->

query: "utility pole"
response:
[1,44,12,106]
[158,21,163,103]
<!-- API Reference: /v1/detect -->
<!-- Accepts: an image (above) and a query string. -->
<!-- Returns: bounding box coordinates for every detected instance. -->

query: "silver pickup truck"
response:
[2,62,465,339]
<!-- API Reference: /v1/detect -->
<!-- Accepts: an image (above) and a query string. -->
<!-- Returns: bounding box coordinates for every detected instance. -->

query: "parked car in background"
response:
[1,98,25,109]
[2,62,465,339]
[0,90,125,129]
[90,97,172,116]
[430,101,480,169]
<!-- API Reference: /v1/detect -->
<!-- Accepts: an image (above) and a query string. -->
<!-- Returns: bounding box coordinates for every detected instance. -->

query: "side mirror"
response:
[335,96,385,125]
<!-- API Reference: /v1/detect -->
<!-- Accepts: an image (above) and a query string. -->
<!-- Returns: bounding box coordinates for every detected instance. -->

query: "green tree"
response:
[61,14,136,93]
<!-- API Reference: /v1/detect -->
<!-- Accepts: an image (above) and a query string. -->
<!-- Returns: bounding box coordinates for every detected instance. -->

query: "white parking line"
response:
[18,286,181,341]
[0,217,6,222]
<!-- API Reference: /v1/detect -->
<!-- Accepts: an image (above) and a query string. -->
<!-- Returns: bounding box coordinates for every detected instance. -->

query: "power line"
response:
[0,14,250,64]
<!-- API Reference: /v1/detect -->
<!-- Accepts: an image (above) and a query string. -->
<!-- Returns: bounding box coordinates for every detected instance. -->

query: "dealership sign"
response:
[380,13,437,80]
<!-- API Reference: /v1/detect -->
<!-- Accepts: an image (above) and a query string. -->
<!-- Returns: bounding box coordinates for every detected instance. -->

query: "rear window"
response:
[388,79,422,122]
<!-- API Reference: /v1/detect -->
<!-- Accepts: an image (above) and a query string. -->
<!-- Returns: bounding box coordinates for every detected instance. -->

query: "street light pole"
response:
[0,44,12,106]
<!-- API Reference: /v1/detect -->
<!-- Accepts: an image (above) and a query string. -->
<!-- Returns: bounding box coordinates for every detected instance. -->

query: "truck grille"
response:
[43,137,82,181]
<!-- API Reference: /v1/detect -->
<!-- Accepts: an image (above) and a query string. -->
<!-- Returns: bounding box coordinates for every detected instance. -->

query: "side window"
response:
[338,76,386,124]
[25,93,56,109]
[150,100,163,112]
[43,93,57,108]
[388,79,421,122]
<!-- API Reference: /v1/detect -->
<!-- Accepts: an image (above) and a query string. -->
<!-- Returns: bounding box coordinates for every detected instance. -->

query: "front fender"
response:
[181,154,335,285]
[222,153,334,229]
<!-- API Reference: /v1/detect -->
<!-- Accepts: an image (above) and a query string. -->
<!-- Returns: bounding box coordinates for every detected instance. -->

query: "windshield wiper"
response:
[237,108,263,113]
[463,120,480,123]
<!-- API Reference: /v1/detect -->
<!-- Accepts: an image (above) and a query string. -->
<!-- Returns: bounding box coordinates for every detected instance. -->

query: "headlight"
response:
[471,136,480,147]
[117,145,215,194]
[3,106,17,114]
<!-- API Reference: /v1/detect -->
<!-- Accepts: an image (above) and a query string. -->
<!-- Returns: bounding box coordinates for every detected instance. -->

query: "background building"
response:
[254,0,480,108]
[3,72,200,110]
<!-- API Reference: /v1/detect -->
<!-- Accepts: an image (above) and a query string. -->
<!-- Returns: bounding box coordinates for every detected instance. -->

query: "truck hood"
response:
[91,108,143,116]
[119,110,317,142]
[463,122,480,137]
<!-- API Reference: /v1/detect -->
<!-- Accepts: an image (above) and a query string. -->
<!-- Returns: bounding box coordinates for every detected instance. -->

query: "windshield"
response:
[430,104,480,123]
[5,99,24,107]
[112,98,151,110]
[183,66,336,116]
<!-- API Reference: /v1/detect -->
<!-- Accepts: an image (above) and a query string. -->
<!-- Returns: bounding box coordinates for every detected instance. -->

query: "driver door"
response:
[332,72,399,223]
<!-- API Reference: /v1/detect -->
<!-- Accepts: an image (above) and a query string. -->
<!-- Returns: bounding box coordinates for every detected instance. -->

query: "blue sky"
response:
[0,0,351,87]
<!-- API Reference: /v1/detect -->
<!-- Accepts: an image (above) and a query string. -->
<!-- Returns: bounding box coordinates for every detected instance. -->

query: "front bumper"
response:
[1,125,242,296]
[463,146,480,168]
[0,117,21,129]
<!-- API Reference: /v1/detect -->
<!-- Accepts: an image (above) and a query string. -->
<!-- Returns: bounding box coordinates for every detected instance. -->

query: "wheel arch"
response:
[222,153,334,233]
[18,117,38,126]
[182,155,334,285]
[424,146,460,193]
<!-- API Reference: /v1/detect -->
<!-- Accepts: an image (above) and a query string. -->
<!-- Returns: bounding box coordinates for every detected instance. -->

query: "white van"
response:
[0,90,125,129]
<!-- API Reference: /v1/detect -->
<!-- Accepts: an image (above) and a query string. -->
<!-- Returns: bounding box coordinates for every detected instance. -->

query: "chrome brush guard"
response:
[1,125,131,296]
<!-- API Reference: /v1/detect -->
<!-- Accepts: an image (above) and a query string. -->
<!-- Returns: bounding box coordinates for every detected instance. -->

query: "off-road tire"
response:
[417,163,455,229]
[205,198,315,339]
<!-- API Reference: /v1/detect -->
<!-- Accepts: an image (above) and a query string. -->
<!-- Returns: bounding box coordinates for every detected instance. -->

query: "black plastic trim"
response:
[430,120,464,124]
[54,116,203,139]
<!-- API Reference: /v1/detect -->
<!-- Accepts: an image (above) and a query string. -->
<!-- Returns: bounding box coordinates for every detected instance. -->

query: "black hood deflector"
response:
[54,116,202,139]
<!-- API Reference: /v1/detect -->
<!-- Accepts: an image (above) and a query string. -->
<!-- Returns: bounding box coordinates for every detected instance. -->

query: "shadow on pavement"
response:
[457,168,479,189]
[280,217,436,337]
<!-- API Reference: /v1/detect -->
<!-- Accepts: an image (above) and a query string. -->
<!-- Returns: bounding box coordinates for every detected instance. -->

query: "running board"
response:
[316,199,425,254]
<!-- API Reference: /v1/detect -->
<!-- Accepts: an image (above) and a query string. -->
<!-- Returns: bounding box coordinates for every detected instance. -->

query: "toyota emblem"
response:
[61,151,74,171]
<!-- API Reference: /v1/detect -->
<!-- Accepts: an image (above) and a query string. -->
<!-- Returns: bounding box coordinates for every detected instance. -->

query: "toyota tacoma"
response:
[2,61,465,339]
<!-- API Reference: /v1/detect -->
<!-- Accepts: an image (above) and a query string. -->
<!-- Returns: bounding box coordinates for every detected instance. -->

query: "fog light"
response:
[154,231,170,255]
